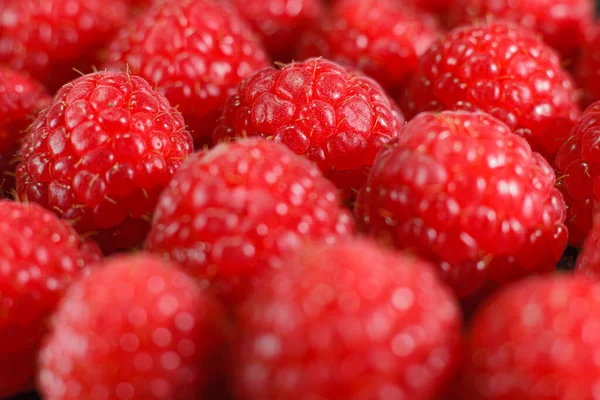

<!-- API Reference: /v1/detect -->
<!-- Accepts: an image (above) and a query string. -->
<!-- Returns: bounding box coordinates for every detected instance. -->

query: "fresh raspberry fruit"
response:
[355,111,568,299]
[16,71,193,252]
[297,0,441,94]
[401,21,580,161]
[104,0,270,148]
[234,239,462,399]
[213,58,404,198]
[0,0,128,92]
[448,0,595,60]
[555,101,600,246]
[0,200,101,398]
[457,274,600,399]
[0,66,51,195]
[576,213,600,276]
[145,138,354,302]
[233,0,324,62]
[574,30,600,108]
[38,254,227,400]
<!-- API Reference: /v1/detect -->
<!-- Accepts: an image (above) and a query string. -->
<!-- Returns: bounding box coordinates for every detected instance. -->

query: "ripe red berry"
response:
[232,0,325,62]
[458,274,600,399]
[355,111,568,299]
[16,71,194,252]
[297,0,441,94]
[213,58,404,198]
[575,30,600,107]
[0,200,101,398]
[0,66,51,195]
[401,21,580,161]
[0,0,128,92]
[145,138,354,302]
[38,254,227,400]
[448,0,595,60]
[234,239,462,399]
[576,213,600,276]
[104,0,270,148]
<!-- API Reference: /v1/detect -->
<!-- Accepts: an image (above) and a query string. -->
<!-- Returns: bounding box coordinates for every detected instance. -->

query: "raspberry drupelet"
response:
[16,71,194,253]
[401,21,580,161]
[355,111,568,299]
[104,0,270,148]
[575,213,600,276]
[145,138,354,303]
[0,200,101,398]
[213,58,404,199]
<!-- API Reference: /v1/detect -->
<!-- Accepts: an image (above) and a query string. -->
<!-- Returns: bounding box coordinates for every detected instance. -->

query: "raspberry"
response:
[576,213,600,276]
[234,239,462,399]
[213,58,404,198]
[575,30,600,107]
[401,21,580,161]
[297,0,441,94]
[38,254,227,400]
[0,66,51,195]
[232,0,324,62]
[0,200,101,397]
[555,101,600,246]
[448,0,595,60]
[355,111,568,299]
[104,0,270,148]
[16,71,194,252]
[145,138,354,302]
[0,0,128,92]
[457,274,600,399]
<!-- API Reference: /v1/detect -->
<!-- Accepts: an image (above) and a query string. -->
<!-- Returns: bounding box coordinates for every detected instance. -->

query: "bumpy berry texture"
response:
[0,66,51,195]
[556,101,600,246]
[145,138,354,302]
[0,200,101,398]
[38,255,227,400]
[233,0,324,62]
[458,275,600,399]
[448,0,595,59]
[355,111,568,299]
[16,71,193,252]
[0,0,128,92]
[234,239,462,399]
[576,213,600,276]
[575,31,600,108]
[297,0,441,94]
[401,22,580,161]
[104,0,270,148]
[213,58,404,198]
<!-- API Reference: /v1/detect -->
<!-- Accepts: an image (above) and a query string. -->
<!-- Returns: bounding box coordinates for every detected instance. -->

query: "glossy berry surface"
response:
[213,58,404,198]
[576,213,600,276]
[355,111,568,299]
[0,0,128,91]
[0,66,51,195]
[0,200,101,398]
[234,239,462,399]
[38,255,227,400]
[297,0,441,94]
[233,0,324,62]
[145,138,354,302]
[448,0,595,59]
[16,71,193,252]
[105,0,270,148]
[401,22,580,161]
[575,31,600,108]
[458,274,600,399]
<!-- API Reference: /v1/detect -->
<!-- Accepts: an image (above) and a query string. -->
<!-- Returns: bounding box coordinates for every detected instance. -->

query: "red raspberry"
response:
[355,111,568,299]
[0,66,51,195]
[575,30,600,108]
[104,0,270,148]
[213,58,404,198]
[297,0,441,94]
[458,274,600,399]
[234,239,462,399]
[401,22,580,161]
[0,200,101,398]
[38,254,227,400]
[0,0,128,92]
[448,0,595,60]
[145,138,354,302]
[16,71,194,252]
[576,213,600,276]
[232,0,324,62]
